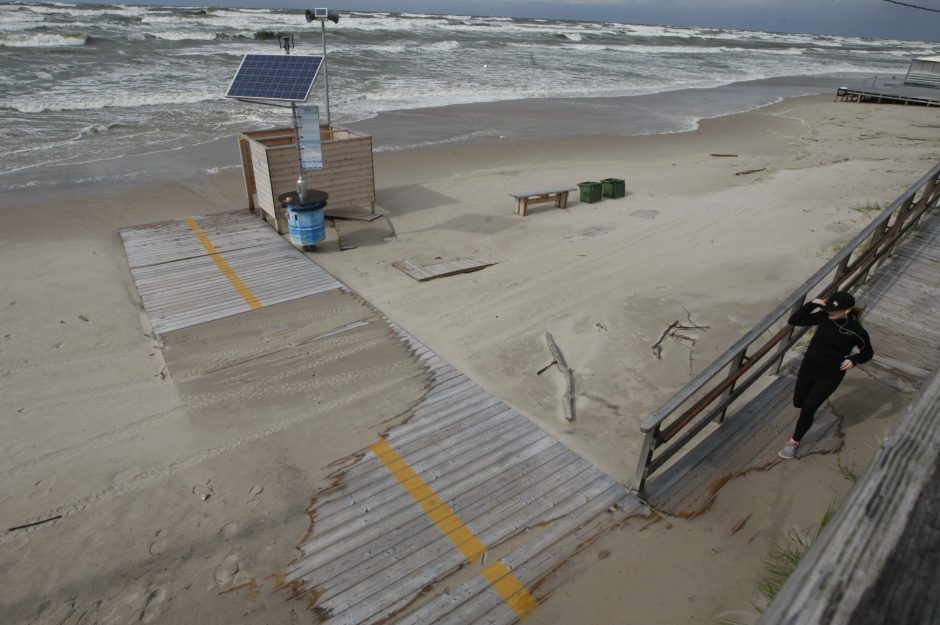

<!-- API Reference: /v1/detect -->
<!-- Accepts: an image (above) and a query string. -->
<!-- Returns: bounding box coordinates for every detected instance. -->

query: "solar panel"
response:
[226,54,323,102]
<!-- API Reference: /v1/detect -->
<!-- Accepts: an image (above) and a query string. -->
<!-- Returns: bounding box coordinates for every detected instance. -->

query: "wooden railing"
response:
[633,162,940,492]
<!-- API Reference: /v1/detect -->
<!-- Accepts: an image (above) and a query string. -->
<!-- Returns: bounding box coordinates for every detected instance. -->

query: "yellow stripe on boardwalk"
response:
[184,217,262,310]
[369,437,539,620]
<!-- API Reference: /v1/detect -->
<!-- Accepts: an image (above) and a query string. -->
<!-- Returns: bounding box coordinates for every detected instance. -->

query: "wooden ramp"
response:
[120,209,646,624]
[119,210,342,335]
[276,323,646,624]
[646,209,940,516]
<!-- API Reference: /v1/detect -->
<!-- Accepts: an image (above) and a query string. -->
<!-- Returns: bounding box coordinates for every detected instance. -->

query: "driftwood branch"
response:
[681,309,710,331]
[545,332,576,422]
[654,312,709,375]
[652,321,679,359]
[710,153,739,157]
[735,168,767,176]
[8,515,62,532]
[536,360,556,376]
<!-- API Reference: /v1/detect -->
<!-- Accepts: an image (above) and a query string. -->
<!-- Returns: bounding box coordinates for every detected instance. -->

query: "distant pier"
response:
[836,76,940,107]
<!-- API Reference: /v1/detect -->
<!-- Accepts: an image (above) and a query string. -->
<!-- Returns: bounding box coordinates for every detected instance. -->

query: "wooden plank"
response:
[325,209,383,222]
[393,258,496,282]
[509,186,577,198]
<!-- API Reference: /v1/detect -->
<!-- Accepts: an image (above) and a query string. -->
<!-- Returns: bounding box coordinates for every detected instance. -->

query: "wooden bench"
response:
[510,186,577,216]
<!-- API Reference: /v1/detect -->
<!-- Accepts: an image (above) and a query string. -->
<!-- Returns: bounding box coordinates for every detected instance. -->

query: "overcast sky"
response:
[79,0,940,41]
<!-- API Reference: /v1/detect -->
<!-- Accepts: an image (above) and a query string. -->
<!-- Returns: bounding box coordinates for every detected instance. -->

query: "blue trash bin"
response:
[279,190,328,249]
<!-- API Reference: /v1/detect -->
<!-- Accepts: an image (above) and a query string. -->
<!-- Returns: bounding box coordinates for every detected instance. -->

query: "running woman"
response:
[779,291,874,459]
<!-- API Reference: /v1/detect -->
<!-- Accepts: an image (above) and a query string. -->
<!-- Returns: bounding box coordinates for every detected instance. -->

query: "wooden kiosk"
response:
[237,125,376,234]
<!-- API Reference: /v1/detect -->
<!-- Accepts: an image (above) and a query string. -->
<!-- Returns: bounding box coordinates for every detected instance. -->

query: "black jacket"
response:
[789,302,874,376]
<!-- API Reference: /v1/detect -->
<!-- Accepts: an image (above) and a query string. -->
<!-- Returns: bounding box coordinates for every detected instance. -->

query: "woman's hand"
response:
[840,359,855,371]
[812,298,827,307]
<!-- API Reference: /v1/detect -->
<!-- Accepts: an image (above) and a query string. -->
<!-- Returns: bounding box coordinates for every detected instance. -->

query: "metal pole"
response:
[293,102,306,197]
[321,21,331,127]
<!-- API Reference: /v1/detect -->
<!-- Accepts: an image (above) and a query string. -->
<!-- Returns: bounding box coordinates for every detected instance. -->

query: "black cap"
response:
[825,291,855,312]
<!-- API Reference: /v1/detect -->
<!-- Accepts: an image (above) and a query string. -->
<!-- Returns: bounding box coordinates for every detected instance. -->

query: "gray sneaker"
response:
[779,440,800,459]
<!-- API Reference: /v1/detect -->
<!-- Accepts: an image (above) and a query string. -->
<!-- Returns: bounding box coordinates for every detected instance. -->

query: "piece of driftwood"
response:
[325,208,384,222]
[393,258,495,282]
[8,515,62,532]
[710,153,739,157]
[735,168,767,176]
[545,332,575,422]
[652,321,679,359]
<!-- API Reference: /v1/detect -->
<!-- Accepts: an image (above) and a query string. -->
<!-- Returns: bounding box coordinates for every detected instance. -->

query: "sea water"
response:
[1,2,935,188]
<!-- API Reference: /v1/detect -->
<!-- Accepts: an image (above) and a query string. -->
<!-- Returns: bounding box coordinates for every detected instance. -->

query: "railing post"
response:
[859,226,884,285]
[772,294,807,374]
[718,348,748,423]
[889,196,915,257]
[633,428,658,493]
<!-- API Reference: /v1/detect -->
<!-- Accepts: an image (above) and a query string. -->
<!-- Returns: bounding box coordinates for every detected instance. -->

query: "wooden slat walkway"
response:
[836,78,940,107]
[276,322,646,624]
[392,258,495,282]
[119,210,342,335]
[645,209,940,516]
[120,209,647,624]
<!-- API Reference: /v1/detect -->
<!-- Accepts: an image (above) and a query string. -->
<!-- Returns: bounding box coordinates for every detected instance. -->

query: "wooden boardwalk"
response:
[118,199,939,623]
[120,209,646,625]
[119,210,342,335]
[276,321,645,624]
[644,208,940,517]
[836,77,940,107]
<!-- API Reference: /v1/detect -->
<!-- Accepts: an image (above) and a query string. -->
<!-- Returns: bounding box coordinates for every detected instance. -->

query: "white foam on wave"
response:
[147,30,218,41]
[0,9,47,29]
[374,129,497,153]
[7,89,221,113]
[0,32,87,47]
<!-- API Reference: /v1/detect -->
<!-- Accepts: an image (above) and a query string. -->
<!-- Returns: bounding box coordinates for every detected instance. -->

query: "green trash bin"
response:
[601,178,626,199]
[578,181,603,204]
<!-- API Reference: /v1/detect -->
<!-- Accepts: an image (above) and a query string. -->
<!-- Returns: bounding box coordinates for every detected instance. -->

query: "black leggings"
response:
[792,366,844,442]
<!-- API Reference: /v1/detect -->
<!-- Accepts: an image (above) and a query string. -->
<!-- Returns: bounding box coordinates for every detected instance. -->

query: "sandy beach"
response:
[1,92,938,624]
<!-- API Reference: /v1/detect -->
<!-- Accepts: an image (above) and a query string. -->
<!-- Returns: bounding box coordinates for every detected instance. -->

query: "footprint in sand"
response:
[149,537,169,556]
[215,553,240,586]
[192,479,214,501]
[219,521,238,540]
[140,587,167,624]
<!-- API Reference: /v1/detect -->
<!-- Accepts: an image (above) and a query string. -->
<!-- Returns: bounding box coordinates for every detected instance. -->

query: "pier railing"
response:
[633,162,940,492]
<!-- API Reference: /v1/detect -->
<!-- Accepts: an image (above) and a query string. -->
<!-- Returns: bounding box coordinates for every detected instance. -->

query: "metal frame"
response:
[633,162,940,492]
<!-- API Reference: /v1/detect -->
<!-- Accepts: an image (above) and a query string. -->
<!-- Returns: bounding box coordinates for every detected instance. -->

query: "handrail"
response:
[633,161,940,492]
